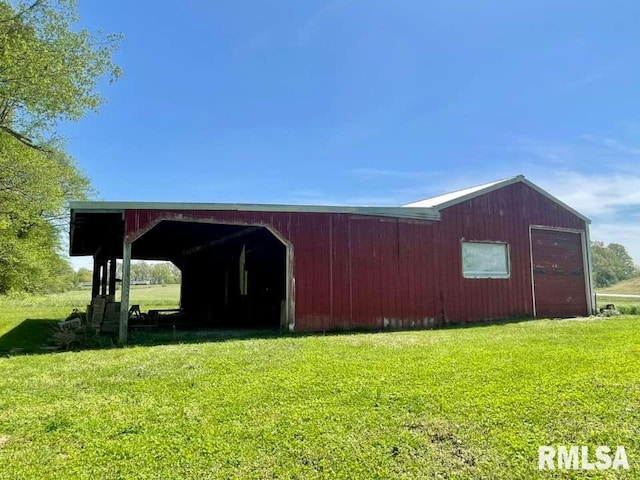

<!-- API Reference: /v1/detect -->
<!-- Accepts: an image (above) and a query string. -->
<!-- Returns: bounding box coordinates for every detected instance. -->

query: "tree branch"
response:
[0,125,47,151]
[0,0,46,25]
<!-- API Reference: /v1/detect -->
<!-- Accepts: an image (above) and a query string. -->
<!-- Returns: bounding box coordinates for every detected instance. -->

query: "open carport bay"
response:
[70,211,288,333]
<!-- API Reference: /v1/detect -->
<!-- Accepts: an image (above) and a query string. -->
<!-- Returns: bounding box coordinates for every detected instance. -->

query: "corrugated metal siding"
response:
[124,209,440,331]
[122,180,588,330]
[436,182,587,322]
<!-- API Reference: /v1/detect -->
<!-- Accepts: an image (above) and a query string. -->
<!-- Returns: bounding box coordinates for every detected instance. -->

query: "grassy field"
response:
[599,277,640,295]
[0,290,639,478]
[596,277,640,314]
[0,285,181,354]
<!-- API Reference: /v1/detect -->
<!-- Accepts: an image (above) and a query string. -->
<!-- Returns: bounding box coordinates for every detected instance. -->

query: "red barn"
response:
[69,175,594,342]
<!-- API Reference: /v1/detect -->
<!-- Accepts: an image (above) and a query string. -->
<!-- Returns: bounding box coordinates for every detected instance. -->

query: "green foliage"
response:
[130,261,152,282]
[0,0,122,144]
[0,133,89,293]
[148,262,181,285]
[0,0,121,293]
[591,241,639,288]
[74,267,91,284]
[0,293,639,478]
[117,261,182,285]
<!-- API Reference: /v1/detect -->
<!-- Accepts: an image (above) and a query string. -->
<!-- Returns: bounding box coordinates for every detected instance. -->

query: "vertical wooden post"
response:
[108,257,117,296]
[100,261,108,296]
[119,241,132,344]
[91,256,101,299]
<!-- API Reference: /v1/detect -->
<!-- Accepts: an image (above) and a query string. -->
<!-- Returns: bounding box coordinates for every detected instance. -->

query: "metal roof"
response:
[402,175,591,223]
[70,201,441,221]
[69,175,590,232]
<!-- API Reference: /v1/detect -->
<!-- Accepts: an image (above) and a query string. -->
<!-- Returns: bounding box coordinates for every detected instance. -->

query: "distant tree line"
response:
[591,241,638,288]
[75,262,181,286]
[123,262,181,285]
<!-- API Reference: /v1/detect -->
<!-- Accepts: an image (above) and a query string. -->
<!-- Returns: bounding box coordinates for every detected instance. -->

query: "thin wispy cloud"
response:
[328,124,380,147]
[277,190,406,207]
[580,134,640,156]
[418,132,640,263]
[349,168,430,180]
[500,136,578,165]
[232,31,272,56]
[562,68,613,90]
[591,222,640,265]
[537,171,640,217]
[327,95,417,147]
[295,0,354,46]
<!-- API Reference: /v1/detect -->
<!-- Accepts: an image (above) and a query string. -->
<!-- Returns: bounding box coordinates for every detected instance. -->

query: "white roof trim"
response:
[402,175,591,224]
[70,201,441,222]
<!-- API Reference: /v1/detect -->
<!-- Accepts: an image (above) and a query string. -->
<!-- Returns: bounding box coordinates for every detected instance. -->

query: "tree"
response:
[130,261,152,283]
[0,0,122,148]
[591,241,639,288]
[150,262,181,285]
[0,137,91,293]
[166,262,181,284]
[607,243,637,280]
[117,261,182,284]
[74,267,91,284]
[0,0,121,293]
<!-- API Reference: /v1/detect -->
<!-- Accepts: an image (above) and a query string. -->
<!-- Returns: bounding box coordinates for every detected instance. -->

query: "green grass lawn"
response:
[596,295,640,314]
[597,277,640,313]
[0,291,639,478]
[0,285,181,354]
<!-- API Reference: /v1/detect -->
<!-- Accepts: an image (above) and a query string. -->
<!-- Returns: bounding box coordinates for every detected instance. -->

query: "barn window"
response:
[461,242,510,279]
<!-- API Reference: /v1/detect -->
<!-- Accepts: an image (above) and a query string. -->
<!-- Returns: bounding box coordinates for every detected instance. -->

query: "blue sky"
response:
[64,0,640,264]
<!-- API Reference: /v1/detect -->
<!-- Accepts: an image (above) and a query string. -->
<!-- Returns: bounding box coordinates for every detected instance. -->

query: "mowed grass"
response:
[599,276,640,295]
[0,285,180,354]
[596,295,640,314]
[597,277,640,314]
[0,292,639,478]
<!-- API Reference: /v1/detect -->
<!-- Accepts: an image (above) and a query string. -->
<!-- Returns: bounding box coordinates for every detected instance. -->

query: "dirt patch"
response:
[0,435,10,448]
[404,419,478,468]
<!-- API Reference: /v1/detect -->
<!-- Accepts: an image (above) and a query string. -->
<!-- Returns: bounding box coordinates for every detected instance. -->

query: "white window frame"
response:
[462,241,511,279]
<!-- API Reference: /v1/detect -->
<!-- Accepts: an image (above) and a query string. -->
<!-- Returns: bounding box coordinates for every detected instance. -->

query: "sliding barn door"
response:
[531,228,588,318]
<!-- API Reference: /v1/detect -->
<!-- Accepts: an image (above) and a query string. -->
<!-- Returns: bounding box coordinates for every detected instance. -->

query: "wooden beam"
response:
[100,260,108,296]
[108,257,117,296]
[119,241,132,344]
[181,227,260,257]
[91,256,100,299]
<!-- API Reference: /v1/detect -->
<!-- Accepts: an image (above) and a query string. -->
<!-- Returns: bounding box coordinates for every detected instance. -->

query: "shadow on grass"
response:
[0,315,541,357]
[440,315,536,330]
[0,319,58,355]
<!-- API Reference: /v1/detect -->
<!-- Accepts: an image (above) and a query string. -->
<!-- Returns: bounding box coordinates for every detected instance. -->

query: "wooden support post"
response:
[119,241,132,344]
[108,257,117,296]
[91,256,101,299]
[100,260,108,296]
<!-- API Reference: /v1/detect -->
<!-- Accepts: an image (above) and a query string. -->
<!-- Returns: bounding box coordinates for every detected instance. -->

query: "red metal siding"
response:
[121,180,588,330]
[123,209,440,331]
[531,229,588,317]
[436,182,587,322]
